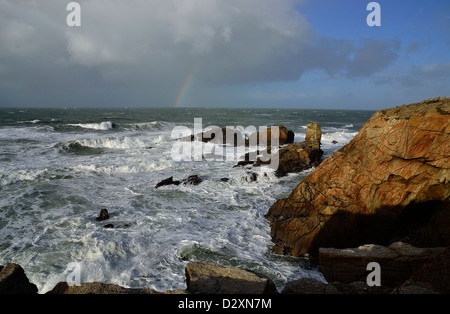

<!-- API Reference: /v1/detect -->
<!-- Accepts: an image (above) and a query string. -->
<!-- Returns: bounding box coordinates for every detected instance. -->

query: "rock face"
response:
[319,242,447,288]
[273,139,323,177]
[185,261,277,294]
[0,263,38,294]
[266,97,450,257]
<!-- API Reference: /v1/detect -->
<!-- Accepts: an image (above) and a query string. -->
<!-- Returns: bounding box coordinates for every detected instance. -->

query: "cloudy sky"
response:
[0,0,449,109]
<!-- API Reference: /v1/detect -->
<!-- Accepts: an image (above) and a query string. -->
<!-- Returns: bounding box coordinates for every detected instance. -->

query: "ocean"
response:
[0,107,374,293]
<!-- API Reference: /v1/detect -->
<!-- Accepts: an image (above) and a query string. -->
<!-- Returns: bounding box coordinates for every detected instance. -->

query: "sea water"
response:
[0,107,374,293]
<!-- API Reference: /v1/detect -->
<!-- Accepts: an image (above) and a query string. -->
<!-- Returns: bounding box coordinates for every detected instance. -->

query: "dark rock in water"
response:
[155,176,181,189]
[182,175,202,186]
[180,127,246,147]
[220,178,230,182]
[245,172,258,182]
[331,140,338,144]
[96,208,110,221]
[103,223,132,229]
[286,130,295,144]
[155,175,202,188]
[0,263,38,294]
[180,125,295,148]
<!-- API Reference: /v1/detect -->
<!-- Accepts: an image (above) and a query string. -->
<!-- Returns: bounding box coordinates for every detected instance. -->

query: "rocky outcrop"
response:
[0,263,38,294]
[266,97,450,257]
[319,242,447,288]
[185,261,277,294]
[181,125,294,147]
[239,123,323,177]
[247,125,294,146]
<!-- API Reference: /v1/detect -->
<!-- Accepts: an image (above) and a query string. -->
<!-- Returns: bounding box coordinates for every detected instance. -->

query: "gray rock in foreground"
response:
[185,261,277,294]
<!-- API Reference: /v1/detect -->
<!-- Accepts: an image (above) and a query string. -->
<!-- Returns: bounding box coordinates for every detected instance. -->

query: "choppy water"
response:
[0,107,374,293]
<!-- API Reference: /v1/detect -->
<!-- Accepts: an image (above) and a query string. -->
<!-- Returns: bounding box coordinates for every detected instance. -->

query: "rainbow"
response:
[174,62,199,108]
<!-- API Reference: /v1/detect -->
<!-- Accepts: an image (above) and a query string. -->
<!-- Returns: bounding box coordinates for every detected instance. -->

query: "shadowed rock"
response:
[266,97,450,258]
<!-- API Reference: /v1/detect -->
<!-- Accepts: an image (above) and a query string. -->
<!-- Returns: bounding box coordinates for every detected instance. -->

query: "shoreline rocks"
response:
[5,243,448,294]
[0,263,38,294]
[319,242,447,288]
[236,122,324,177]
[185,261,277,294]
[266,97,450,257]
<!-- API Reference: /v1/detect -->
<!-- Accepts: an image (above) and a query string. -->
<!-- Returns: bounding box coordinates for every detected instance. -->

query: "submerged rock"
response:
[266,97,450,257]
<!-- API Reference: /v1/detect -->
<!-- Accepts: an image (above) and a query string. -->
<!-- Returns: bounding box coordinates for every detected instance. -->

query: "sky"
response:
[0,0,449,110]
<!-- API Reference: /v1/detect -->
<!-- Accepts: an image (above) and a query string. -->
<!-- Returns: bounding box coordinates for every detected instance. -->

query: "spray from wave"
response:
[68,121,116,131]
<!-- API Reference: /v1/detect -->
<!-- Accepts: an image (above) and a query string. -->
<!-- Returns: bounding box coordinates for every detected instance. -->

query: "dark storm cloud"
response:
[0,0,403,107]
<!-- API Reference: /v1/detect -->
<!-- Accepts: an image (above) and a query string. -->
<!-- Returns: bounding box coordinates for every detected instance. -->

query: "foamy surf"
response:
[68,121,115,131]
[0,107,373,293]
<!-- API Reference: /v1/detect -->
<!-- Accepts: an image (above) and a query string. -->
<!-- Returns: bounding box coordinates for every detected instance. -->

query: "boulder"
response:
[185,261,277,294]
[46,282,164,294]
[266,97,450,257]
[181,127,246,147]
[281,278,339,294]
[318,242,446,288]
[0,263,38,294]
[304,122,322,150]
[247,125,293,146]
[272,140,323,177]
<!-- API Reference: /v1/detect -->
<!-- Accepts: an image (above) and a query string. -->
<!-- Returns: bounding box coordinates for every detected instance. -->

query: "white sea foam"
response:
[0,168,48,186]
[68,121,115,130]
[0,109,366,294]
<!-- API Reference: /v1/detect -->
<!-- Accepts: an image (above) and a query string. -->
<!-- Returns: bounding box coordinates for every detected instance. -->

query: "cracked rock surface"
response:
[265,97,450,257]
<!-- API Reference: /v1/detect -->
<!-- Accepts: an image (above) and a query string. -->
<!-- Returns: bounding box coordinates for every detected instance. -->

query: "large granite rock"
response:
[185,261,277,294]
[319,242,447,288]
[266,97,450,257]
[248,125,294,146]
[0,263,38,294]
